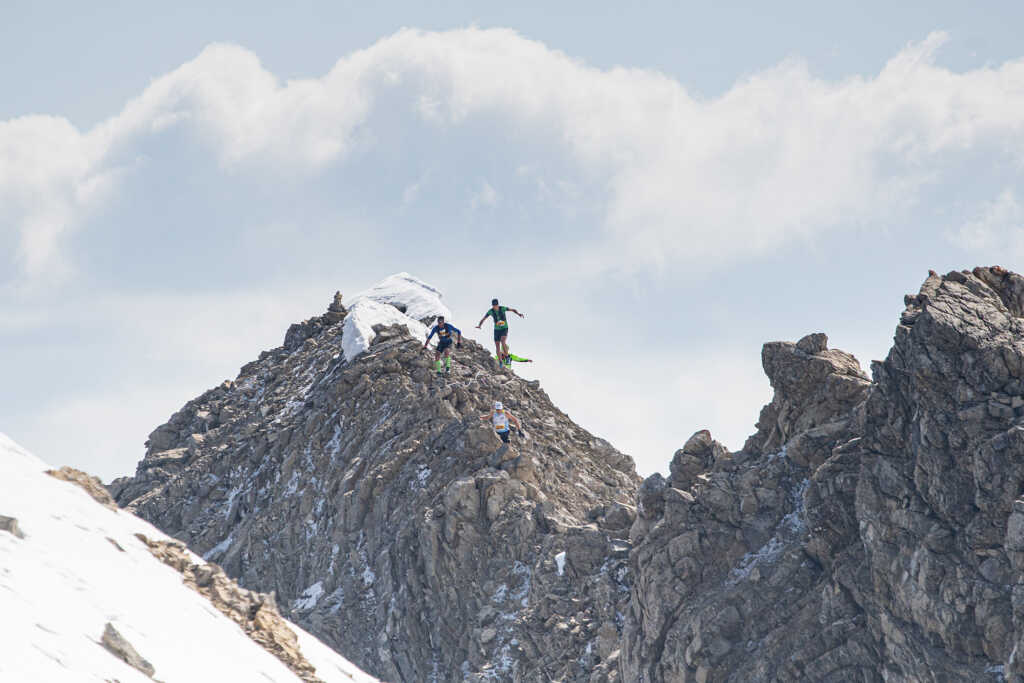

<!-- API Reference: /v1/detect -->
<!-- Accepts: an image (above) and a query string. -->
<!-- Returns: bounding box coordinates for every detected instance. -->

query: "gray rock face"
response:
[116,266,1024,682]
[136,532,324,682]
[112,292,639,682]
[854,267,1023,681]
[0,514,25,539]
[624,266,1024,682]
[101,622,155,678]
[624,332,874,682]
[743,332,870,458]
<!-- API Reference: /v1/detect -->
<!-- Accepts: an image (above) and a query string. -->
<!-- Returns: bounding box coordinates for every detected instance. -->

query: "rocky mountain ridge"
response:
[111,274,639,682]
[624,265,1024,682]
[113,266,1024,682]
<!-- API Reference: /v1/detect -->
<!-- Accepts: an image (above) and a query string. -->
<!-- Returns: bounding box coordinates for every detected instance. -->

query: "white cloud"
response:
[948,189,1024,254]
[513,338,770,475]
[469,180,500,209]
[402,177,424,205]
[5,28,1024,284]
[0,115,121,281]
[1,283,334,480]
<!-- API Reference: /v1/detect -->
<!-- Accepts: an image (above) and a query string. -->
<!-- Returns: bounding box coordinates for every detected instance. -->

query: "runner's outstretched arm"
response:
[507,308,525,318]
[423,326,437,349]
[508,413,522,429]
[476,314,489,328]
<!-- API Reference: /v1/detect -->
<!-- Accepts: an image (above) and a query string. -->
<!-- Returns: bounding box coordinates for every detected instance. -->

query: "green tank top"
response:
[487,306,509,328]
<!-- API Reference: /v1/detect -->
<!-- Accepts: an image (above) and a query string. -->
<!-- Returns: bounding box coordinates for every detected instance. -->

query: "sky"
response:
[3,1,1024,481]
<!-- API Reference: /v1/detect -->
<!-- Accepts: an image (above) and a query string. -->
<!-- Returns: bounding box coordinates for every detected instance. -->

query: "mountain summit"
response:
[112,267,1024,682]
[111,274,640,681]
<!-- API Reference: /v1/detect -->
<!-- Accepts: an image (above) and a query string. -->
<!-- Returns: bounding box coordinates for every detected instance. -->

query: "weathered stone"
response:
[113,295,639,682]
[624,266,1024,683]
[743,331,871,456]
[136,533,322,682]
[670,429,729,489]
[101,622,155,678]
[0,515,25,539]
[47,467,118,510]
[112,268,1024,682]
[636,473,667,519]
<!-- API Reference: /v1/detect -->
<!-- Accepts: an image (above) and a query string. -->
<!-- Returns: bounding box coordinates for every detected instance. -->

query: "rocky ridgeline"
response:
[624,265,1024,682]
[113,267,1024,682]
[111,277,640,682]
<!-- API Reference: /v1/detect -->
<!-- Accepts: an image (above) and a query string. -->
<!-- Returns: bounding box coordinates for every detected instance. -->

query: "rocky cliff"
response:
[624,266,1024,682]
[114,266,1024,682]
[111,274,640,682]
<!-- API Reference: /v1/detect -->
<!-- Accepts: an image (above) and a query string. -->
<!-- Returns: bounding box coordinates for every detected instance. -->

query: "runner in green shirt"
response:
[476,298,524,366]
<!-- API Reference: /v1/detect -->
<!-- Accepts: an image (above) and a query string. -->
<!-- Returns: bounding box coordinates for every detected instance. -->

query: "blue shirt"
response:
[426,322,461,342]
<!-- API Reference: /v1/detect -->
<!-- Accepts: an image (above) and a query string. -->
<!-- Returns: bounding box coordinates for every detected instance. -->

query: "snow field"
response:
[0,433,378,683]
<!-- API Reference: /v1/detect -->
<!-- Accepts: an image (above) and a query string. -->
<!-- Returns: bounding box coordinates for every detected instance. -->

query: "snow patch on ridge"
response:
[0,432,379,683]
[342,273,451,362]
[202,531,235,561]
[727,477,809,585]
[351,272,449,322]
[293,581,325,611]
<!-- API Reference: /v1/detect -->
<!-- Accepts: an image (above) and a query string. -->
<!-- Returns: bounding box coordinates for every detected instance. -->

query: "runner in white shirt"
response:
[480,401,522,444]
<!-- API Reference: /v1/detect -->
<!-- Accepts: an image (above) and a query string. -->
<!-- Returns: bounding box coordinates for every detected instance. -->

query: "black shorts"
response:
[494,328,508,342]
[497,429,511,443]
[436,338,453,353]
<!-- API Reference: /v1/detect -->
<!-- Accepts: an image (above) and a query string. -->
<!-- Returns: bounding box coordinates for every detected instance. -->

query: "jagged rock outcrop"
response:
[101,622,156,678]
[115,266,1024,682]
[136,533,323,682]
[742,331,870,461]
[111,275,640,682]
[47,466,119,510]
[853,266,1023,680]
[625,266,1024,682]
[624,332,874,682]
[0,514,25,539]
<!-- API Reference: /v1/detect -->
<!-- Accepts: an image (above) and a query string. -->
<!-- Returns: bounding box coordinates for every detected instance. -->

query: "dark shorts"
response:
[497,429,511,443]
[436,338,453,353]
[494,328,508,342]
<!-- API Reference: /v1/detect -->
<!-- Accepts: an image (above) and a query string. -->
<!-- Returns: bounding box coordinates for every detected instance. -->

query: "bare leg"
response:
[501,336,510,358]
[494,340,502,359]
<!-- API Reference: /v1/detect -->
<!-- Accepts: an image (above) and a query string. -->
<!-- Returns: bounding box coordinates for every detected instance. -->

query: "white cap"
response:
[494,401,503,410]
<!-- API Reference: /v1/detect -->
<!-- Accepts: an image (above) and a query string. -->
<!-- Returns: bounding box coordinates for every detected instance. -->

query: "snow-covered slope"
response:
[0,433,379,683]
[342,272,450,361]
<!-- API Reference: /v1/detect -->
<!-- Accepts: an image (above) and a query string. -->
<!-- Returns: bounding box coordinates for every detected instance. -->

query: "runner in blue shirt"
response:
[423,315,462,375]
